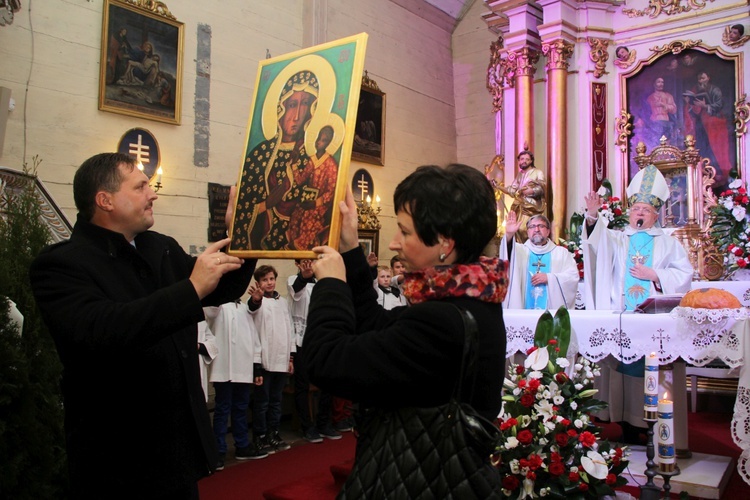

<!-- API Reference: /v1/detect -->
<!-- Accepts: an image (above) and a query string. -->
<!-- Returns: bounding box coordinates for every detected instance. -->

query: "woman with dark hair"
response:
[305,164,507,497]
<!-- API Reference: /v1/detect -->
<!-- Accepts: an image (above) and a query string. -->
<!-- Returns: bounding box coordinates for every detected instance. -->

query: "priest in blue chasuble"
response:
[581,164,692,429]
[500,212,579,310]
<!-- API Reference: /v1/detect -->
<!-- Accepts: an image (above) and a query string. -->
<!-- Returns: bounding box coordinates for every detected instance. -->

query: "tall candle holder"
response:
[357,195,382,230]
[639,417,681,500]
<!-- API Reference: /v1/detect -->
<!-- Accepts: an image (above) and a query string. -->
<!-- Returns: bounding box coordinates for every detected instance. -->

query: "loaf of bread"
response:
[679,288,742,309]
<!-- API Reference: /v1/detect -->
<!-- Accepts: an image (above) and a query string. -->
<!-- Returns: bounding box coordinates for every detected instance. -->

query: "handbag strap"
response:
[450,304,479,403]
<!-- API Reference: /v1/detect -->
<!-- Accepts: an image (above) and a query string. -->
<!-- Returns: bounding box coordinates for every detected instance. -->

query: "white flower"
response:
[525,346,550,371]
[575,383,583,390]
[505,436,519,449]
[510,459,520,474]
[528,370,544,380]
[574,363,583,371]
[570,401,578,410]
[574,419,584,428]
[729,179,743,189]
[556,358,570,368]
[570,466,579,473]
[535,400,555,420]
[513,387,522,396]
[522,478,535,499]
[540,487,551,497]
[581,450,609,479]
[722,198,735,211]
[733,205,747,222]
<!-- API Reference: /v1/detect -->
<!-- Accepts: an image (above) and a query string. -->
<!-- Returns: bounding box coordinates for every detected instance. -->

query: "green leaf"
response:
[534,310,554,347]
[553,306,571,357]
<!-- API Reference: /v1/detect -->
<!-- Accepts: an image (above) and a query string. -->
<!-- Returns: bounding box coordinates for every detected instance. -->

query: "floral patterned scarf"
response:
[402,256,508,305]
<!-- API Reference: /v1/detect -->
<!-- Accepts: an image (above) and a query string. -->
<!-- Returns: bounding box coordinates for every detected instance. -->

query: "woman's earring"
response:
[439,253,446,262]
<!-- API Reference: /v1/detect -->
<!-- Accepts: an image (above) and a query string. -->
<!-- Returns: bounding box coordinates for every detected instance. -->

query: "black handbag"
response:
[340,306,503,499]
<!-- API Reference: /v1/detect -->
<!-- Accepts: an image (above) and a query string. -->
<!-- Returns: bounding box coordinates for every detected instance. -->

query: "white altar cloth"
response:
[502,308,750,485]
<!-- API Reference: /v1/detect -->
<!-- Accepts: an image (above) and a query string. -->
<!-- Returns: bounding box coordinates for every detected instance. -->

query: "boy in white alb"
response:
[374,266,408,310]
[248,265,295,454]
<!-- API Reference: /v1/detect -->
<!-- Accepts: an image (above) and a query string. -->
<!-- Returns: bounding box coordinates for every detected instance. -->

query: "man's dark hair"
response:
[517,150,534,164]
[73,153,136,221]
[254,265,278,281]
[389,255,402,268]
[393,164,496,264]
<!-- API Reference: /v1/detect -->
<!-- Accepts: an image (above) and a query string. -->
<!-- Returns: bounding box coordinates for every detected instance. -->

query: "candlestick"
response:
[657,393,675,473]
[366,195,372,206]
[156,166,163,184]
[375,195,380,207]
[644,352,658,419]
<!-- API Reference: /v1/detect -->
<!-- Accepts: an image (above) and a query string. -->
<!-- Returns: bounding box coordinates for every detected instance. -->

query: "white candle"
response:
[375,195,380,207]
[156,166,163,184]
[643,352,658,418]
[657,393,675,472]
[366,195,372,206]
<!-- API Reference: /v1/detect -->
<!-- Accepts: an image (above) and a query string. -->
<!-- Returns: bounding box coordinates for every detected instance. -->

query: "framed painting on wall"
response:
[621,43,741,195]
[228,33,369,259]
[352,72,385,166]
[99,0,183,125]
[358,229,379,257]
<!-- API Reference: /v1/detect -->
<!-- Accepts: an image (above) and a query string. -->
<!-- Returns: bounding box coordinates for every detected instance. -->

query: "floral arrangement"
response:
[495,307,629,498]
[710,178,750,276]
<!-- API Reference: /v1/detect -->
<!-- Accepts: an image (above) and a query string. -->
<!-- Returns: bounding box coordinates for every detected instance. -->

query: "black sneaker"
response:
[255,434,276,455]
[235,443,268,460]
[216,454,225,471]
[269,431,291,451]
[318,425,342,440]
[333,419,353,432]
[303,427,324,443]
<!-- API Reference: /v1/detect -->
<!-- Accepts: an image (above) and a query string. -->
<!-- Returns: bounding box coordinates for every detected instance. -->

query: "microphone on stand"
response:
[636,219,644,228]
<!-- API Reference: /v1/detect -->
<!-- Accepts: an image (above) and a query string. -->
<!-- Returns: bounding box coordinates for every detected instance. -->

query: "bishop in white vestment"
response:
[581,165,693,430]
[500,212,579,310]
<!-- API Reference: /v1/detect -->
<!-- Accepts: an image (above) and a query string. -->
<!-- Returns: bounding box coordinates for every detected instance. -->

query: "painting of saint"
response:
[229,34,368,258]
[625,48,737,194]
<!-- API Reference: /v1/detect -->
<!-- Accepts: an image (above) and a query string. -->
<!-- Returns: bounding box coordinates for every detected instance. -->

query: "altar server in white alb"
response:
[500,211,579,310]
[581,164,693,311]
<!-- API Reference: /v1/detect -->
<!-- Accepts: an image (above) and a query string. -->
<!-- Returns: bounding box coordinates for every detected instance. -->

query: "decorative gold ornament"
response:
[542,40,574,71]
[487,37,507,113]
[735,94,750,138]
[484,155,506,237]
[587,38,610,79]
[614,110,632,152]
[622,0,715,20]
[650,39,702,56]
[356,197,381,230]
[614,47,637,70]
[722,25,750,49]
[362,70,381,92]
[121,0,176,20]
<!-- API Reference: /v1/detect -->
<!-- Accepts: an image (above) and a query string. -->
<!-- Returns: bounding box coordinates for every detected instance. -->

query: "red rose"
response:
[516,365,525,375]
[569,471,580,482]
[613,456,621,466]
[517,429,533,444]
[739,259,747,268]
[561,419,571,426]
[528,379,541,391]
[548,339,558,345]
[614,447,623,457]
[519,458,529,469]
[526,346,538,355]
[526,471,536,480]
[578,431,596,447]
[614,208,623,216]
[606,473,617,485]
[735,247,744,256]
[739,187,747,195]
[502,475,520,491]
[528,454,543,470]
[555,432,569,446]
[518,379,527,388]
[567,429,578,437]
[555,372,568,384]
[548,461,565,476]
[550,452,562,462]
[579,483,589,492]
[520,393,535,407]
[500,417,518,431]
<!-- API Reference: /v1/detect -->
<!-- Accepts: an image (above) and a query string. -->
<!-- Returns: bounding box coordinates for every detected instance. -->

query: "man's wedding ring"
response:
[318,254,324,260]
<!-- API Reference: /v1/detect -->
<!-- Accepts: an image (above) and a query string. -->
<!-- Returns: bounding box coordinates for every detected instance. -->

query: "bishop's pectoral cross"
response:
[630,251,647,266]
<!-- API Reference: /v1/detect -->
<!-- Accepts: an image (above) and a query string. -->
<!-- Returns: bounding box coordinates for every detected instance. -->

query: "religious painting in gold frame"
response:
[99,0,183,125]
[620,42,742,196]
[357,229,379,257]
[228,33,369,259]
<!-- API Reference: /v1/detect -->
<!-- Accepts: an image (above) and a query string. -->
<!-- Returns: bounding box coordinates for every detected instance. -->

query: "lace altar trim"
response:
[670,306,750,323]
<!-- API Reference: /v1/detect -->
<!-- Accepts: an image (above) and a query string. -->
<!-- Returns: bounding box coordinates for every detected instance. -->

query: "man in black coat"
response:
[30,152,255,499]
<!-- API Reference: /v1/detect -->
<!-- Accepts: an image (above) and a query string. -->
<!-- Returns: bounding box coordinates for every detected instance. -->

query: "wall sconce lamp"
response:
[357,194,381,230]
[137,162,164,193]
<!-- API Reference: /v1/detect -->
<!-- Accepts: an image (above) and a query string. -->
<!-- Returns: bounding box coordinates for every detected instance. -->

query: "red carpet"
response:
[199,412,748,499]
[198,433,355,500]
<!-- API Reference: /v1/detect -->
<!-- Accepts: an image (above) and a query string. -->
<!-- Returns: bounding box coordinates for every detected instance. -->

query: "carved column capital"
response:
[507,47,541,82]
[542,39,574,71]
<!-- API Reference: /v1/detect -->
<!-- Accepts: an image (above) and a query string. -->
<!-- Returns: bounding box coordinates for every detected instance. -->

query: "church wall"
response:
[0,0,459,280]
